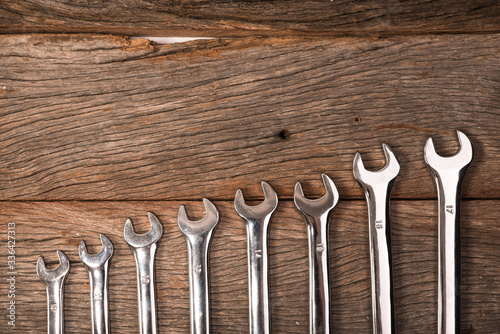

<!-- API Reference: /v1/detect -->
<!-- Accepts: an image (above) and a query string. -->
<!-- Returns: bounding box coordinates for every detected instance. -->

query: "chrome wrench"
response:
[424,130,473,334]
[178,198,219,334]
[294,174,339,334]
[234,181,278,334]
[36,251,71,334]
[353,144,400,334]
[79,234,114,334]
[124,212,163,334]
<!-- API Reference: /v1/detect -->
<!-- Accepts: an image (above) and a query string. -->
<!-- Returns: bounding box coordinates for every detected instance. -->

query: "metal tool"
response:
[234,181,278,334]
[424,130,473,334]
[294,174,339,334]
[36,251,71,334]
[353,144,400,334]
[79,234,114,334]
[124,212,163,334]
[178,198,219,334]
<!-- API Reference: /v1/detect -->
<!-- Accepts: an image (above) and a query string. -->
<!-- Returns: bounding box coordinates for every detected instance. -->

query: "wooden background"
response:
[0,2,499,333]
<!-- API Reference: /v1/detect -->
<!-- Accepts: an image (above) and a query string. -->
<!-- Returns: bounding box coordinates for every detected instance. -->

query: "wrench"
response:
[79,234,114,334]
[424,130,473,334]
[234,181,278,334]
[353,144,400,334]
[124,212,163,334]
[178,198,219,334]
[294,174,339,334]
[36,251,71,334]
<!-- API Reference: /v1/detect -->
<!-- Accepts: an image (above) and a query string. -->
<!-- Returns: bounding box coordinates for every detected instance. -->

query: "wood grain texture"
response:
[0,0,499,36]
[0,34,498,201]
[0,200,498,333]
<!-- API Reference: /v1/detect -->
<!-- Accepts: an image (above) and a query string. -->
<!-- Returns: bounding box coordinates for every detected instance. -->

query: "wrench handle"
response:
[133,245,158,334]
[186,233,213,334]
[46,279,65,334]
[245,218,271,334]
[304,214,330,334]
[365,185,396,334]
[434,173,463,334]
[86,264,110,334]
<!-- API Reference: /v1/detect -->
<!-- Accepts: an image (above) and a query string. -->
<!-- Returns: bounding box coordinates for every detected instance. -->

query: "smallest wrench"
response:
[36,251,71,334]
[80,234,114,334]
[178,198,219,334]
[234,181,278,334]
[353,144,400,334]
[124,212,163,334]
[294,174,339,334]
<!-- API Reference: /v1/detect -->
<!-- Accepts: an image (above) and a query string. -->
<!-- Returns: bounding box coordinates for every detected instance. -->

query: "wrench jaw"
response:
[353,144,400,193]
[124,212,163,249]
[234,181,278,221]
[294,174,339,219]
[424,130,474,179]
[79,234,114,268]
[178,198,219,240]
[36,251,71,285]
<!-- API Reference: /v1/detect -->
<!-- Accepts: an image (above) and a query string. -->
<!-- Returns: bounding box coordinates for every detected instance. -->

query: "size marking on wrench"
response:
[294,174,339,334]
[178,198,219,334]
[124,212,163,334]
[424,130,473,334]
[36,251,70,334]
[235,181,278,334]
[80,234,114,334]
[353,144,400,334]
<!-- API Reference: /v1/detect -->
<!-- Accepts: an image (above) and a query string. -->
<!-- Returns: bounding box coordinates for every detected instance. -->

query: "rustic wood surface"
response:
[1,0,499,37]
[0,34,499,201]
[0,200,498,333]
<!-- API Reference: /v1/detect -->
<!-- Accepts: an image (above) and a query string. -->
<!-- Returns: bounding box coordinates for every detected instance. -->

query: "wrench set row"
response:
[36,130,473,334]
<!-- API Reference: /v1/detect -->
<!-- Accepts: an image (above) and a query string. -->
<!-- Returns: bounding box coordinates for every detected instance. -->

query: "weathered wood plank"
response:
[0,1,499,36]
[0,34,499,200]
[0,200,498,333]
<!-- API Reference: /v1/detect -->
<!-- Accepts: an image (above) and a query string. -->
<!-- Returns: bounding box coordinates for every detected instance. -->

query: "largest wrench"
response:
[424,130,473,334]
[124,212,163,334]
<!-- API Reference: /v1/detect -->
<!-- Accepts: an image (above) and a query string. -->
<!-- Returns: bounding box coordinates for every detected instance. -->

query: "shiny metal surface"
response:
[424,130,473,334]
[353,144,400,334]
[79,234,114,334]
[178,198,219,334]
[36,251,70,334]
[234,181,278,334]
[294,174,339,334]
[124,212,163,334]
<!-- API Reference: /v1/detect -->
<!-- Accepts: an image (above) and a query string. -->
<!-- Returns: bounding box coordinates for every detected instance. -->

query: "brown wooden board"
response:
[0,1,499,37]
[0,200,498,333]
[0,34,499,201]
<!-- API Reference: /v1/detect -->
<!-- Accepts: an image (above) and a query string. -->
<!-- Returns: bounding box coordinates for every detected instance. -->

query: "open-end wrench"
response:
[124,212,163,334]
[36,251,71,334]
[294,174,339,334]
[178,198,219,334]
[234,181,278,334]
[353,144,400,334]
[424,130,473,334]
[79,234,114,334]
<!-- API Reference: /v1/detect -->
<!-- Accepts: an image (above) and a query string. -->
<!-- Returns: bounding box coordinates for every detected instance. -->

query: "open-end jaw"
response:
[178,198,219,236]
[353,144,400,189]
[124,212,163,248]
[294,173,339,218]
[424,130,473,174]
[79,234,114,268]
[37,251,70,283]
[235,181,278,220]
